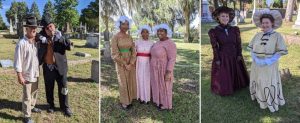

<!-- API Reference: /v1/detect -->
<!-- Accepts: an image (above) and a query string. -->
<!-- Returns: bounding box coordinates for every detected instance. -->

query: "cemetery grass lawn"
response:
[0,38,99,122]
[100,39,200,122]
[201,19,300,123]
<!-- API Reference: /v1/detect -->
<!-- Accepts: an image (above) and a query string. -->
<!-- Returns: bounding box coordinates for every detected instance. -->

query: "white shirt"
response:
[14,36,39,82]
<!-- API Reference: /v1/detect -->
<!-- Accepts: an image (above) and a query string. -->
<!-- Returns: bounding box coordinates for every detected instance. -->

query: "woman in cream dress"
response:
[248,9,288,112]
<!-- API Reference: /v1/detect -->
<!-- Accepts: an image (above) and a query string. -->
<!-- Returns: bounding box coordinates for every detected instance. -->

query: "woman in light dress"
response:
[249,9,288,112]
[135,25,154,104]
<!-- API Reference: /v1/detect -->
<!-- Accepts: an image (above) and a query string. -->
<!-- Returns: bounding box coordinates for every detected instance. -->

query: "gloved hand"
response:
[265,53,281,65]
[251,52,267,66]
[55,30,62,40]
[36,34,47,44]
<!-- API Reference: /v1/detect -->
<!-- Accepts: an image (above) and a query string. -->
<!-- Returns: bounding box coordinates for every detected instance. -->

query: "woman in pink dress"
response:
[150,23,177,110]
[135,25,154,104]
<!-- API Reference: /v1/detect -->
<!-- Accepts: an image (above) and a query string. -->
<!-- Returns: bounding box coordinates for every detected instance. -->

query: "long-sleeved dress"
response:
[247,31,288,112]
[150,38,176,109]
[135,39,154,103]
[111,34,137,105]
[208,25,249,96]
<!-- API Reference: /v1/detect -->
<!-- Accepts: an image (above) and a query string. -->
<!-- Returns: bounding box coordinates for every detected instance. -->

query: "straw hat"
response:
[252,9,282,29]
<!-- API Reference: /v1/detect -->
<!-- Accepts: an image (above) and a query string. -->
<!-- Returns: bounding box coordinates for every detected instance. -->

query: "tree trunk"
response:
[184,1,190,43]
[213,0,219,9]
[285,0,295,22]
[104,16,110,41]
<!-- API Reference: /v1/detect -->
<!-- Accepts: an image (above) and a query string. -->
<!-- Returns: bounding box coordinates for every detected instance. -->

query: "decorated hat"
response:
[137,25,152,35]
[115,16,132,29]
[212,6,235,23]
[252,9,282,29]
[153,23,172,37]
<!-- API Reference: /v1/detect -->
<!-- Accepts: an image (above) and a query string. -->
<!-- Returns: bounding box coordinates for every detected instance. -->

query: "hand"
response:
[216,61,221,65]
[55,30,62,39]
[125,64,132,70]
[164,72,172,81]
[39,35,47,44]
[17,74,26,85]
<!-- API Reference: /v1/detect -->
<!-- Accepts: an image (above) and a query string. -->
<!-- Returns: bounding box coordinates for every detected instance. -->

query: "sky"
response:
[0,0,94,25]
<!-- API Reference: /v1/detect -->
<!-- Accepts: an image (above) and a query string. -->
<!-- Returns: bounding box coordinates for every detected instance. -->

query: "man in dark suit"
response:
[37,15,73,117]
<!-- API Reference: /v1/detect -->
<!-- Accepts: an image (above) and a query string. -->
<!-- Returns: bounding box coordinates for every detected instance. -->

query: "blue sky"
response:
[0,0,94,25]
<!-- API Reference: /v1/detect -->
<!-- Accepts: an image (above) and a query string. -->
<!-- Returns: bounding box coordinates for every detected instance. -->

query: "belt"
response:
[137,53,151,57]
[119,48,130,52]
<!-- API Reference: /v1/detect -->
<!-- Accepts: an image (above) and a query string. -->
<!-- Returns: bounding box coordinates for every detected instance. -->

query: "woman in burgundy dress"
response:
[208,6,249,96]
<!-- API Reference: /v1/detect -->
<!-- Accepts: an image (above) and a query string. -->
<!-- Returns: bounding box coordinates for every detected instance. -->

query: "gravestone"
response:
[85,33,99,48]
[230,10,239,26]
[74,52,91,57]
[201,0,213,22]
[293,3,300,29]
[91,60,99,83]
[239,10,246,23]
[103,41,111,60]
[0,60,13,68]
[9,19,14,34]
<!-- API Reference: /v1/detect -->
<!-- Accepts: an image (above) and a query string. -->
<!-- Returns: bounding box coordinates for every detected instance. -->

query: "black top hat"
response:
[41,15,53,28]
[212,6,235,23]
[24,14,40,27]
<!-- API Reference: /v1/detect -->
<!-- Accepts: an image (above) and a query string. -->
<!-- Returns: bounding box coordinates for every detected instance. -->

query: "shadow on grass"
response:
[67,77,94,83]
[0,99,22,121]
[0,99,22,111]
[73,45,98,49]
[0,112,23,121]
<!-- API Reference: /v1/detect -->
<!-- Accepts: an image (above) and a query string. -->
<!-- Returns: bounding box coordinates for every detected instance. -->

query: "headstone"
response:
[103,41,111,60]
[0,60,13,68]
[293,3,300,29]
[65,22,72,33]
[230,10,239,26]
[74,52,91,57]
[201,0,213,22]
[85,33,99,48]
[239,10,246,23]
[91,60,99,83]
[9,19,14,34]
[84,23,87,34]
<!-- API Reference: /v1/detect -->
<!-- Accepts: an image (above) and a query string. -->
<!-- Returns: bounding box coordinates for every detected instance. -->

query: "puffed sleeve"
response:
[111,35,126,65]
[166,41,177,72]
[235,27,243,56]
[129,36,137,65]
[276,33,288,55]
[208,29,220,61]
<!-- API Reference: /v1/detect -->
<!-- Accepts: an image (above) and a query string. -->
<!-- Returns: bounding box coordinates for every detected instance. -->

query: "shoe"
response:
[64,108,73,117]
[47,107,55,113]
[24,117,34,123]
[31,108,41,113]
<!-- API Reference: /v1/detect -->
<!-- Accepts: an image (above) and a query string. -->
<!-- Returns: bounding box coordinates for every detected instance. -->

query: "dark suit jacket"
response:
[37,30,72,76]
